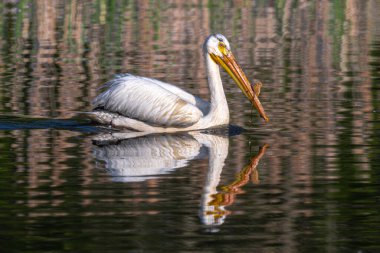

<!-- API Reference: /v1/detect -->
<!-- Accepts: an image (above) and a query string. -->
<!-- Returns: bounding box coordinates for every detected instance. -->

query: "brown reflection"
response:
[10,129,94,210]
[29,0,58,117]
[201,144,268,225]
[57,0,87,118]
[222,144,268,192]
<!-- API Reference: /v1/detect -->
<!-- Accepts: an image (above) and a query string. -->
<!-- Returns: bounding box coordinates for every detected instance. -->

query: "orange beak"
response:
[211,51,269,122]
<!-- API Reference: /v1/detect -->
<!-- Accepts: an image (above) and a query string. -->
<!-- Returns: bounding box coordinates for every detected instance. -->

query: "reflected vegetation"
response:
[0,0,379,252]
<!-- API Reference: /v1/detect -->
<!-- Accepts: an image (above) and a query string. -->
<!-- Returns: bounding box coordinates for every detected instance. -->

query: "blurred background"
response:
[0,0,379,252]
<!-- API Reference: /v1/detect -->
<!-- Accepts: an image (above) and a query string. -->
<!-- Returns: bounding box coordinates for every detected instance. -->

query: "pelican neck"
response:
[204,53,230,124]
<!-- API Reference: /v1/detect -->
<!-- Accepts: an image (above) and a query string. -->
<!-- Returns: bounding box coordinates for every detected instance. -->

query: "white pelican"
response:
[88,34,269,132]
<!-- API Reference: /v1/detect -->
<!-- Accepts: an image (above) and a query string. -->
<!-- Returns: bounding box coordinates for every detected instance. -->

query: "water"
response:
[0,1,379,252]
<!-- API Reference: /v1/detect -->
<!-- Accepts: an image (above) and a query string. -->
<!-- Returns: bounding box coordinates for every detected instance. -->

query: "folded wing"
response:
[93,75,203,127]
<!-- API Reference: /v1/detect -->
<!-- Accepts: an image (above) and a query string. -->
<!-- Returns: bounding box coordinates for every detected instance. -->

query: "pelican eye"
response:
[218,42,229,56]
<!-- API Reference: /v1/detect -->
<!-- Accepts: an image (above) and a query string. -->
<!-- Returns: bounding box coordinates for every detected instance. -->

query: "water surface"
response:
[0,1,379,252]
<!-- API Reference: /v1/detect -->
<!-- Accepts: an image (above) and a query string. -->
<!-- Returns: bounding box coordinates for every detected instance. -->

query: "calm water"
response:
[0,1,379,252]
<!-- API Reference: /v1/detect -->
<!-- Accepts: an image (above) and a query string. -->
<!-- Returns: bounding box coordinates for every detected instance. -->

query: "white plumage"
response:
[88,34,268,132]
[93,75,204,127]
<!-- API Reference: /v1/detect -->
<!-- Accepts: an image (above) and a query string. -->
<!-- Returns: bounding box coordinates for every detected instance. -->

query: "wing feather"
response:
[93,75,203,127]
[137,76,210,115]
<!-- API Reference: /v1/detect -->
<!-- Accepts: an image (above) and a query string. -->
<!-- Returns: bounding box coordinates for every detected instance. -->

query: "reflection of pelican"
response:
[92,131,226,183]
[200,144,268,225]
[88,34,268,131]
[92,132,203,182]
[92,131,267,225]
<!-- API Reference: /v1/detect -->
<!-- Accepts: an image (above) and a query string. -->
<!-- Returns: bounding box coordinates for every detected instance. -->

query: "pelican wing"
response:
[137,76,210,114]
[93,75,203,127]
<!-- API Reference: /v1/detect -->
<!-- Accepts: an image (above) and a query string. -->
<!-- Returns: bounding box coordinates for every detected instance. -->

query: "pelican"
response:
[88,34,269,132]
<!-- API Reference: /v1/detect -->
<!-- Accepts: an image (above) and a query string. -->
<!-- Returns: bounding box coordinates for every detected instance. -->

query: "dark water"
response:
[0,1,379,252]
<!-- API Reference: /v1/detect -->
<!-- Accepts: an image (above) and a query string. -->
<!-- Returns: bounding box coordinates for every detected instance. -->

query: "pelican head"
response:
[204,34,269,122]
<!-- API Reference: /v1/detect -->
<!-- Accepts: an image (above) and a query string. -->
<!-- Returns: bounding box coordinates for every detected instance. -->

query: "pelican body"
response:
[89,34,268,132]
